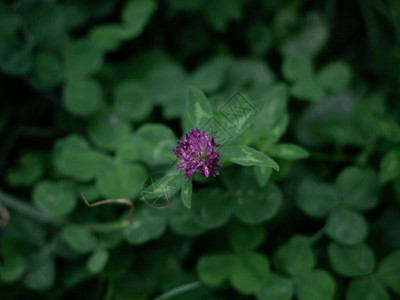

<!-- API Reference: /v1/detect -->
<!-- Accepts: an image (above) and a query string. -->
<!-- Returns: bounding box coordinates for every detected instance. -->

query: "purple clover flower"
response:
[172,129,222,179]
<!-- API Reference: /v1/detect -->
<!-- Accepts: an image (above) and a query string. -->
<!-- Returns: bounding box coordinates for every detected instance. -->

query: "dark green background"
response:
[1,0,400,299]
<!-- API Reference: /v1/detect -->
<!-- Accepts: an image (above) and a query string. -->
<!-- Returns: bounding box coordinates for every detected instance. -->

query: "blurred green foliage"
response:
[1,0,400,299]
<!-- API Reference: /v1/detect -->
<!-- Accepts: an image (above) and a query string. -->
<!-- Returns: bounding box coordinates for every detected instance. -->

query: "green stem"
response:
[103,280,114,300]
[0,190,65,226]
[152,281,202,300]
[86,220,130,233]
[310,229,325,244]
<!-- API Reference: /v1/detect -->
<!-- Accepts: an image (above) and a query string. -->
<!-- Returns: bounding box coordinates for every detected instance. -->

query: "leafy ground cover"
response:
[1,0,400,299]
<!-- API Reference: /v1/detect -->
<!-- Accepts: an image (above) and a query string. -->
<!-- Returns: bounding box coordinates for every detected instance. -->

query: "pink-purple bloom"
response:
[172,129,221,179]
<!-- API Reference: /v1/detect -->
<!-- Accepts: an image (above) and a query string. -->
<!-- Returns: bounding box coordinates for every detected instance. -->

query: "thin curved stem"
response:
[103,279,114,300]
[311,228,325,244]
[81,193,134,220]
[152,281,202,300]
[85,220,130,233]
[0,190,65,226]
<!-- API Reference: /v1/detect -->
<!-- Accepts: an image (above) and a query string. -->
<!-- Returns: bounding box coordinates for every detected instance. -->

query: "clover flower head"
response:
[172,129,221,179]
